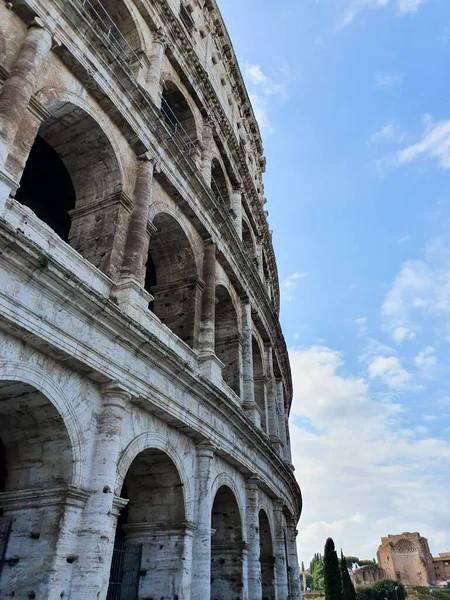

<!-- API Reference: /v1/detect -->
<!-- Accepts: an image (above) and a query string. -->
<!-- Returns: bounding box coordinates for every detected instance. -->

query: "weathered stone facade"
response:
[0,0,301,598]
[377,533,436,587]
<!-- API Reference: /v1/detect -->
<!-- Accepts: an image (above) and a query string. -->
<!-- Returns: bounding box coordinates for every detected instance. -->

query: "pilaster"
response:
[273,500,290,600]
[245,475,262,600]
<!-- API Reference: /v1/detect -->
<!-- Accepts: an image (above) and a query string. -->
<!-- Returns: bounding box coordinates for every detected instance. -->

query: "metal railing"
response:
[79,0,142,68]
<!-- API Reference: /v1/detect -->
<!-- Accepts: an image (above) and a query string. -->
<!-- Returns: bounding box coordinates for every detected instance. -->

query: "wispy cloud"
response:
[396,115,450,170]
[382,236,450,342]
[369,121,405,144]
[243,63,286,135]
[340,0,428,27]
[280,272,309,302]
[374,72,404,87]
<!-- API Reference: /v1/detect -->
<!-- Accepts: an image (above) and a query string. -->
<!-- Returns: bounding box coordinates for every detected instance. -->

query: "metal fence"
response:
[0,516,12,582]
[106,537,142,600]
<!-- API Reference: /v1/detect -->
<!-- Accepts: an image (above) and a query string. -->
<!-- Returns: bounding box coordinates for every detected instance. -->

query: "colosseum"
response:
[0,0,302,598]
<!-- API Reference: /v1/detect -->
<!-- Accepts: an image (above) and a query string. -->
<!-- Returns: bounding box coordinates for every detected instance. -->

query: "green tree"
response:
[371,580,406,600]
[341,550,356,600]
[310,553,325,591]
[324,538,342,600]
[344,557,360,568]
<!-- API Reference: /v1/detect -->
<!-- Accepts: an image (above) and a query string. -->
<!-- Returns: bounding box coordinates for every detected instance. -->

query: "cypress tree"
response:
[324,538,342,600]
[340,550,356,600]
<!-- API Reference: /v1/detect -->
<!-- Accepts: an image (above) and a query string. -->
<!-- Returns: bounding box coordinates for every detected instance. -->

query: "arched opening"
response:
[84,0,142,65]
[211,486,243,600]
[259,510,275,600]
[161,81,197,148]
[0,381,73,597]
[215,285,240,395]
[108,448,186,599]
[145,213,200,348]
[16,101,125,277]
[211,158,230,206]
[16,136,75,242]
[252,338,267,431]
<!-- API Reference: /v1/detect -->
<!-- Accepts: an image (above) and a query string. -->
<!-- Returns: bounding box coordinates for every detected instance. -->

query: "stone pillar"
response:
[146,30,166,103]
[245,475,262,600]
[114,154,156,316]
[70,383,130,600]
[286,519,301,600]
[0,18,52,169]
[273,500,289,600]
[276,379,289,461]
[265,346,282,452]
[191,441,215,600]
[241,300,259,425]
[199,241,223,383]
[120,153,155,285]
[256,238,264,281]
[232,184,243,239]
[201,116,215,184]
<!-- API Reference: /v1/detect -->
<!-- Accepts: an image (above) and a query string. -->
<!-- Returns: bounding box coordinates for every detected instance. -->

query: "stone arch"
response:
[160,75,199,147]
[145,211,202,348]
[211,156,230,206]
[210,472,246,524]
[18,88,129,278]
[211,484,244,600]
[115,431,193,519]
[215,283,240,395]
[110,440,188,599]
[259,509,276,600]
[252,334,267,432]
[0,359,84,488]
[84,0,145,62]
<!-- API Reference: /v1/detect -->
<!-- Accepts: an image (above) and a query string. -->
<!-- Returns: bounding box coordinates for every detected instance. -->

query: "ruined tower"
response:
[0,0,301,598]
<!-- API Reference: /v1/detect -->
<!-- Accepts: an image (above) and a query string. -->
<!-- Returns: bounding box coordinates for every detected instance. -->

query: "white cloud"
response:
[243,63,286,135]
[397,116,450,170]
[289,346,450,564]
[340,0,428,27]
[382,237,450,342]
[415,346,437,369]
[370,121,405,144]
[368,355,411,388]
[374,73,404,87]
[398,235,411,244]
[398,0,428,13]
[280,272,309,302]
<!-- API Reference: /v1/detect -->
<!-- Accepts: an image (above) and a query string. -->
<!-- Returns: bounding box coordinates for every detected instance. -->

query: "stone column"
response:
[120,153,155,285]
[199,240,216,356]
[245,475,262,600]
[70,383,130,600]
[286,519,301,600]
[191,441,215,600]
[273,500,289,600]
[201,116,215,184]
[242,300,259,425]
[114,154,156,316]
[276,379,289,461]
[146,30,166,104]
[265,346,282,452]
[232,184,243,239]
[0,18,52,169]
[256,238,264,281]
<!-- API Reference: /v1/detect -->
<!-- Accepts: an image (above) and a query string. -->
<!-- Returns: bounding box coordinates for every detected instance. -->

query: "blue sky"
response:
[219,0,450,566]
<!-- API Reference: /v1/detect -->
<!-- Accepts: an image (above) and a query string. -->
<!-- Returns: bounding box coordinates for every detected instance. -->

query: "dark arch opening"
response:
[215,285,240,395]
[211,158,230,205]
[108,448,186,599]
[242,219,256,262]
[211,485,243,600]
[145,213,199,348]
[252,337,266,431]
[161,81,197,147]
[259,510,275,600]
[16,136,75,242]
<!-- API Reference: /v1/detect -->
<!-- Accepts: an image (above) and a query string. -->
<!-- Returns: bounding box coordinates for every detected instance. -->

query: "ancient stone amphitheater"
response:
[0,0,302,598]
